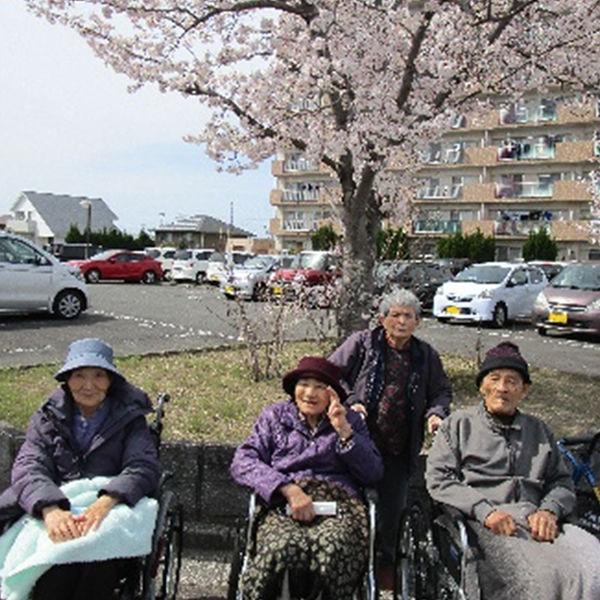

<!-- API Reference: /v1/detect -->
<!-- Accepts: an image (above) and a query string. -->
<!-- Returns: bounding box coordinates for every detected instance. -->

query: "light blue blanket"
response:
[0,476,158,600]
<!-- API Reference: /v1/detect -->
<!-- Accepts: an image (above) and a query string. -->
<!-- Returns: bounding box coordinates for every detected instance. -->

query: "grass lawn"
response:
[1,341,599,443]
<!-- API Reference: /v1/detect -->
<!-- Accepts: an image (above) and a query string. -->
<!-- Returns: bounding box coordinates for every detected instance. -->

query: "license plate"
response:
[549,311,568,324]
[225,286,234,294]
[273,285,283,295]
[446,305,460,315]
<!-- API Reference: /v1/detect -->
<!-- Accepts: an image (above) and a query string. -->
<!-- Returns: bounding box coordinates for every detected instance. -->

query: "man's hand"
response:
[527,510,558,542]
[484,510,517,536]
[427,414,444,435]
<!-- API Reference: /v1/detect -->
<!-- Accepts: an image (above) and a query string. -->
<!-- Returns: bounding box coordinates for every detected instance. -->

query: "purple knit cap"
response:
[476,341,531,386]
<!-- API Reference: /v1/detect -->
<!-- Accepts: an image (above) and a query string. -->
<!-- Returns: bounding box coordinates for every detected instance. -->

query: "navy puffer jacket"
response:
[0,379,160,522]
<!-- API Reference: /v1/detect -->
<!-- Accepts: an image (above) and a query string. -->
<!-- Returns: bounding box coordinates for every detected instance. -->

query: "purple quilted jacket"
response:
[0,380,160,522]
[230,399,383,504]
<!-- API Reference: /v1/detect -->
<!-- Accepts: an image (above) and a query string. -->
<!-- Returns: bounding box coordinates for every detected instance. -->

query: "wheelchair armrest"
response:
[363,487,378,506]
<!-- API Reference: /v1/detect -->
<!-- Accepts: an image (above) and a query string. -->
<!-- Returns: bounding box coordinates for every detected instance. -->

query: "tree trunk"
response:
[337,181,381,340]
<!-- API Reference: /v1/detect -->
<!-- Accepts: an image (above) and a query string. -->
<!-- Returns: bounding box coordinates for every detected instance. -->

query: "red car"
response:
[68,250,163,284]
[268,251,341,306]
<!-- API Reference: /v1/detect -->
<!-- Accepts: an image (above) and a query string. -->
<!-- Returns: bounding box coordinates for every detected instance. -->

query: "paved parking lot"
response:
[1,281,599,376]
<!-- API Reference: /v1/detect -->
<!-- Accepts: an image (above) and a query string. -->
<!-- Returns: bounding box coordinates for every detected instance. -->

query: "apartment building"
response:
[270,94,600,260]
[409,95,600,261]
[269,152,341,252]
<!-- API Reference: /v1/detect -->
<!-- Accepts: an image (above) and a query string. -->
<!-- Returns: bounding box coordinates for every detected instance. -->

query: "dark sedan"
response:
[68,250,163,284]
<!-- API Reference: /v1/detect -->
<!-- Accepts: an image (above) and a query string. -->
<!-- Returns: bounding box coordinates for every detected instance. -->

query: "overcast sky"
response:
[0,0,274,236]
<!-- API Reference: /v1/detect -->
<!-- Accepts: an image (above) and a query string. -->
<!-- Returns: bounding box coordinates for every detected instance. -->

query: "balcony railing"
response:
[497,140,556,161]
[414,220,461,234]
[283,159,319,172]
[282,189,320,202]
[416,184,464,200]
[494,181,553,198]
[494,220,551,236]
[283,220,311,231]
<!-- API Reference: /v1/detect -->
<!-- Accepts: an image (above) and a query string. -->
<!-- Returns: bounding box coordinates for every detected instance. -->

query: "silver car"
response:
[221,255,282,300]
[0,232,89,319]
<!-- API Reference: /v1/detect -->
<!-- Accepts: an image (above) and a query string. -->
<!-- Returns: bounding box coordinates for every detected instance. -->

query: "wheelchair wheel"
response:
[394,502,435,600]
[142,489,183,600]
[227,517,249,600]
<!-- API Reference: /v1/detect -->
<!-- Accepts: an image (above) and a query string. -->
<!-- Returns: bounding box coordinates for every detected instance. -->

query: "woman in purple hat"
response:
[231,355,384,600]
[0,338,160,600]
[426,341,600,598]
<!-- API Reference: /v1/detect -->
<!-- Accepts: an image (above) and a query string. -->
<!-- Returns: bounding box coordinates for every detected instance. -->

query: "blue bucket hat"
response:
[55,338,122,381]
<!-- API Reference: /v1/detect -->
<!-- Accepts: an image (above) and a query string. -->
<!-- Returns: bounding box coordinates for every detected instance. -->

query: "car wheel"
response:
[538,327,548,337]
[195,272,206,284]
[142,270,158,284]
[163,269,172,282]
[85,269,101,284]
[53,290,84,319]
[437,317,450,324]
[491,303,508,328]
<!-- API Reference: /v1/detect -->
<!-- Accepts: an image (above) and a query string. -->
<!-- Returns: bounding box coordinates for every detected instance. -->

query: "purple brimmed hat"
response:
[55,338,122,382]
[476,341,531,387]
[282,356,347,402]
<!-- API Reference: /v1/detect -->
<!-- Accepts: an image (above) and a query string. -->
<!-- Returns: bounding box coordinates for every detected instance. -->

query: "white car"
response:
[171,248,220,283]
[221,255,281,300]
[0,232,89,319]
[433,261,548,327]
[145,246,177,281]
[206,251,253,286]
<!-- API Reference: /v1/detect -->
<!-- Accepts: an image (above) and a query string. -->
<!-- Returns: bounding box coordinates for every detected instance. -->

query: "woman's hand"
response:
[74,494,119,536]
[327,390,353,442]
[527,509,558,542]
[484,510,517,536]
[280,483,315,522]
[42,505,82,543]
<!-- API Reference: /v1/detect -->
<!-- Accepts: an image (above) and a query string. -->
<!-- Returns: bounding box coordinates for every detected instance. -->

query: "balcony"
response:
[494,181,553,199]
[497,138,555,162]
[494,219,551,236]
[6,218,36,234]
[415,184,463,200]
[270,188,330,206]
[413,220,461,234]
[271,159,327,176]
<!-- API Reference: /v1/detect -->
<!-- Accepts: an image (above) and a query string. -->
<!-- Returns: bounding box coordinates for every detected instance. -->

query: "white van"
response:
[145,247,177,281]
[0,232,89,319]
[171,248,220,283]
[433,261,548,327]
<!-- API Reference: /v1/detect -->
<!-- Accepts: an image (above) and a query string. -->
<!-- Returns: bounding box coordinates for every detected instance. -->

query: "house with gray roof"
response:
[155,214,254,250]
[7,191,118,248]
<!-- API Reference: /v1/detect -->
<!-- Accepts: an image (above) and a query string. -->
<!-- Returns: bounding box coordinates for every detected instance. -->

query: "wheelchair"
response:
[557,431,600,538]
[115,392,184,600]
[394,494,469,600]
[227,487,378,600]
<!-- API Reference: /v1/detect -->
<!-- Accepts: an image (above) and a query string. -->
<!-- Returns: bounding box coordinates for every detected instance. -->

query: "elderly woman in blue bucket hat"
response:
[0,338,160,600]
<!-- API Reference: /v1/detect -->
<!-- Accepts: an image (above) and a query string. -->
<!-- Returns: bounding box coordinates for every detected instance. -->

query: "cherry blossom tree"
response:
[23,0,600,336]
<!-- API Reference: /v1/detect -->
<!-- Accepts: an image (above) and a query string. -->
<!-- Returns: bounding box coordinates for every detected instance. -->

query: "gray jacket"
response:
[426,403,575,523]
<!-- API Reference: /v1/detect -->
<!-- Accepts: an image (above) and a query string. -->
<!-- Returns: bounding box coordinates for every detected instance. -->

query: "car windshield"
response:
[240,256,272,269]
[551,265,600,290]
[88,250,117,261]
[454,265,511,284]
[291,253,327,269]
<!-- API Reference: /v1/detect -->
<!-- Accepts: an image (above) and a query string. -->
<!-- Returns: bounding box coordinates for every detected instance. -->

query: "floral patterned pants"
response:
[241,479,368,600]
